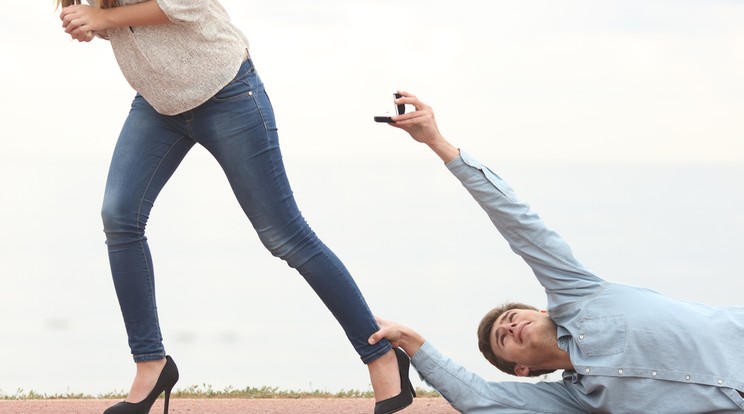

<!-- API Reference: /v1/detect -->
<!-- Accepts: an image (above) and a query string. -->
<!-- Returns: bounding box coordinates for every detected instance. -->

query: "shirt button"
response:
[718,380,724,385]
[685,375,691,381]
[248,91,253,96]
[618,369,623,375]
[652,371,658,376]
[579,335,585,340]
[585,368,591,373]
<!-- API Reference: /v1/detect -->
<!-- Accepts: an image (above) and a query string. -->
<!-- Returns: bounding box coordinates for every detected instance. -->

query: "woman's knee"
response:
[101,195,149,244]
[258,223,319,267]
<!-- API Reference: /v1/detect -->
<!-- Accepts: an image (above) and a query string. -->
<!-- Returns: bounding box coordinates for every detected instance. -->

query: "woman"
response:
[56,1,415,413]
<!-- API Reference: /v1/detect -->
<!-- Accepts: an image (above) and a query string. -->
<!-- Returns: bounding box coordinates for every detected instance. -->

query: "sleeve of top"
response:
[155,0,210,23]
[412,342,586,413]
[445,151,603,307]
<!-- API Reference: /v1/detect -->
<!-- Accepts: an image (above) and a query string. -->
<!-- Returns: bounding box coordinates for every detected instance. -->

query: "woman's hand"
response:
[60,4,107,41]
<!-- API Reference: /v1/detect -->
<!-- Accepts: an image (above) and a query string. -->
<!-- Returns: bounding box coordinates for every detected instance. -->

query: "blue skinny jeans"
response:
[101,58,391,364]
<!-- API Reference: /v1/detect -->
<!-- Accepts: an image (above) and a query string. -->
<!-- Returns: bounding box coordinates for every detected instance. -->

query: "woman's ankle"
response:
[126,358,167,402]
[367,349,401,402]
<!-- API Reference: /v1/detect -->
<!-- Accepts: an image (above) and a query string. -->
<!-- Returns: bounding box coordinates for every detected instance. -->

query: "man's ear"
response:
[514,364,530,377]
[540,309,548,315]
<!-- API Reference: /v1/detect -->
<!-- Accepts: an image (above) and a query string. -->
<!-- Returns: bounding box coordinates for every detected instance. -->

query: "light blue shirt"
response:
[411,152,744,413]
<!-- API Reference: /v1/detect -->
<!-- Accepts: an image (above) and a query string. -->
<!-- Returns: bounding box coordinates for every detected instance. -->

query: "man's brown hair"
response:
[477,302,556,377]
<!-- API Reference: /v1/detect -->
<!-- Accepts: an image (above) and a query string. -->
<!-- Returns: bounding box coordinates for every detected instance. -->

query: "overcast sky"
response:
[2,0,743,396]
[8,0,744,165]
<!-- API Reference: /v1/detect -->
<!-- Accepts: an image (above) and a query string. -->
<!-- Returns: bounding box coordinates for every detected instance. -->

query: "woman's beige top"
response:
[101,0,250,115]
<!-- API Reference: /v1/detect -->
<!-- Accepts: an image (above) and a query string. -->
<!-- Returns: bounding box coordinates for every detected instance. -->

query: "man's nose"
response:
[499,322,516,335]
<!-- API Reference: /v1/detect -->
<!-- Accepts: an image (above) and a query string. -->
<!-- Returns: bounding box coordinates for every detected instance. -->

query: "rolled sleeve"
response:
[412,342,586,413]
[413,341,509,412]
[155,0,210,23]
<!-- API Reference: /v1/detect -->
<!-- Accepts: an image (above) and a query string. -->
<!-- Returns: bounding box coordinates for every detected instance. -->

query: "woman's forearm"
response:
[61,0,170,38]
[100,1,169,29]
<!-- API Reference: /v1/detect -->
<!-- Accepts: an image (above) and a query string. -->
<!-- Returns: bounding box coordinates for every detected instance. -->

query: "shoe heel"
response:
[163,387,172,414]
[373,348,415,414]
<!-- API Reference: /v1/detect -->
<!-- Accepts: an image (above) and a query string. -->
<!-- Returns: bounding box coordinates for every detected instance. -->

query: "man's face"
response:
[488,308,559,376]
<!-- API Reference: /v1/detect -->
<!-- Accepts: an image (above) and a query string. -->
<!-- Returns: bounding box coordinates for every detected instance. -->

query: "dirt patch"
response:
[0,398,459,414]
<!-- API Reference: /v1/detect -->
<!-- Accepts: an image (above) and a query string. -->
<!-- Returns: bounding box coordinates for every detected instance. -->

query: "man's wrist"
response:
[427,136,459,163]
[399,330,425,357]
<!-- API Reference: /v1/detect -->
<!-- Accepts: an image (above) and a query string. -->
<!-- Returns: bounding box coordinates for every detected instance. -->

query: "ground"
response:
[0,398,459,414]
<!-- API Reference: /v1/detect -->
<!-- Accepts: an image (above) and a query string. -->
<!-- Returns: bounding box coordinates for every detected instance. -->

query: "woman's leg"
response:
[101,94,194,400]
[191,60,393,363]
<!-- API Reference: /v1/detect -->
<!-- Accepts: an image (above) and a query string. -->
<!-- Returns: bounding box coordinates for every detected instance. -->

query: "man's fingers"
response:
[369,315,387,344]
[391,109,430,124]
[396,90,416,100]
[368,329,384,345]
[395,92,429,112]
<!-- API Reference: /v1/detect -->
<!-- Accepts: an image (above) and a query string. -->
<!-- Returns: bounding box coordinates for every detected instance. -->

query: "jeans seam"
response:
[250,92,273,133]
[305,238,391,364]
[130,134,189,356]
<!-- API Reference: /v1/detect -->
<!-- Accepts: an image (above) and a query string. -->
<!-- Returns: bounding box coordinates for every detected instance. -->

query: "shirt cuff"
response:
[445,150,483,181]
[411,341,445,379]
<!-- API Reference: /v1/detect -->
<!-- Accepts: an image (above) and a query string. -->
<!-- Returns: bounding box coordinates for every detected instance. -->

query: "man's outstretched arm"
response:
[388,92,602,302]
[369,318,586,414]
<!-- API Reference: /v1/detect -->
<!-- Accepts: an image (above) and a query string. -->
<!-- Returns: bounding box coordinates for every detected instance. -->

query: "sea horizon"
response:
[2,156,742,396]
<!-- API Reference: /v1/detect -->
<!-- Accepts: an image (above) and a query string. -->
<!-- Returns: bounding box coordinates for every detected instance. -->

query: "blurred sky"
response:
[1,0,743,397]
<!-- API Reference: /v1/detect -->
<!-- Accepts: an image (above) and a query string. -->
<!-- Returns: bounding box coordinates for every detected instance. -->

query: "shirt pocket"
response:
[577,314,626,357]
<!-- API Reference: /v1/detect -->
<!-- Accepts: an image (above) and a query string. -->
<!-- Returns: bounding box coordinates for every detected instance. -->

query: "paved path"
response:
[0,398,459,414]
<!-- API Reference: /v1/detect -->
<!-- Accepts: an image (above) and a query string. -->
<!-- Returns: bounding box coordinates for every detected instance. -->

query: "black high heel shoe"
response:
[104,355,179,414]
[374,348,417,414]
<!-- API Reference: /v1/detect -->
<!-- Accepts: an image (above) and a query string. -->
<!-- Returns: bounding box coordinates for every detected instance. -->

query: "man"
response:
[368,91,744,413]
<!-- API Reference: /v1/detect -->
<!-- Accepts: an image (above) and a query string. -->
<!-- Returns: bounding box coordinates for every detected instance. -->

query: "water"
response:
[1,152,742,396]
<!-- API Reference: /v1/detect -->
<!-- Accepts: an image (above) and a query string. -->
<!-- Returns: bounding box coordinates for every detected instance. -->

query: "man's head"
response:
[477,302,560,377]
